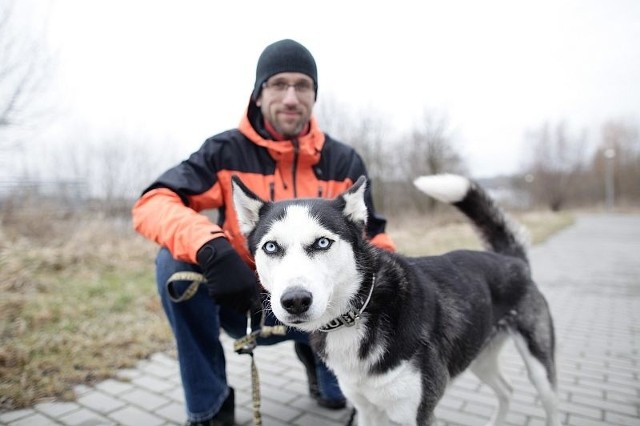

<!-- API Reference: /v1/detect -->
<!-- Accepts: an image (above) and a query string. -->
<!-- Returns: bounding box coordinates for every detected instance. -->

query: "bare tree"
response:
[400,110,466,211]
[315,96,353,144]
[0,0,53,153]
[317,97,392,174]
[404,110,466,178]
[316,96,394,210]
[522,121,587,211]
[45,127,181,216]
[318,101,467,215]
[592,120,640,205]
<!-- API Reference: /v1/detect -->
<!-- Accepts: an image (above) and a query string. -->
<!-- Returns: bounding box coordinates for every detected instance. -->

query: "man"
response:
[132,39,395,426]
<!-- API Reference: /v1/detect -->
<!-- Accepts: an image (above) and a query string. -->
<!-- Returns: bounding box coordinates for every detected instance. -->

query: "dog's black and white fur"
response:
[232,174,560,426]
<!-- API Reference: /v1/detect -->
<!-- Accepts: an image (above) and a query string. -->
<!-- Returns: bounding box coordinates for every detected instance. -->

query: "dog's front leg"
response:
[356,408,389,426]
[351,399,389,426]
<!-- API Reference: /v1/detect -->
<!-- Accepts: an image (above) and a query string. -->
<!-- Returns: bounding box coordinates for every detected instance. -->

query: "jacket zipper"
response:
[291,138,299,197]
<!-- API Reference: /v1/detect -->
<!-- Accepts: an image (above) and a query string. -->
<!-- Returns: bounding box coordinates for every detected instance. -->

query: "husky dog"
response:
[231,174,560,426]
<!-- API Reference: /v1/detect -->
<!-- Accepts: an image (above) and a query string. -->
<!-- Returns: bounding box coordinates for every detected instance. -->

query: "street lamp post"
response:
[604,148,616,210]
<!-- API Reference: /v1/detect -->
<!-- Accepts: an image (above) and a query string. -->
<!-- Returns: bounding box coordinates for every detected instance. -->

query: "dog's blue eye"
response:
[313,237,333,250]
[263,241,280,254]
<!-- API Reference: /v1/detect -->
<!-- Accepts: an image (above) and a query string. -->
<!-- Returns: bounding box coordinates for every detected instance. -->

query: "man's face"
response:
[256,72,315,139]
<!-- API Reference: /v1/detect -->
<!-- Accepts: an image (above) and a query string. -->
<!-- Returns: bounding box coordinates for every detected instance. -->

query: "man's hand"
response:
[196,238,260,314]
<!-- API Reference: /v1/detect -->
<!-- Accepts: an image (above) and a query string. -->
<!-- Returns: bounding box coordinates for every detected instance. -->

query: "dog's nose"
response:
[280,287,313,315]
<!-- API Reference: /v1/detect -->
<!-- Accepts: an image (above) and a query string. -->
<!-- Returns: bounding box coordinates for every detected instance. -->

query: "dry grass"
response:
[387,206,575,256]
[0,205,574,411]
[0,211,173,410]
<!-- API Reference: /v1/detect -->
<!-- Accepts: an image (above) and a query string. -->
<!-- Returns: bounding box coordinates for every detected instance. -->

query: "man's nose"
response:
[282,86,300,103]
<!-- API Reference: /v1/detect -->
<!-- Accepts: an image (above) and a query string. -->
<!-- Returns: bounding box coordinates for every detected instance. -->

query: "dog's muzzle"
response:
[280,286,313,316]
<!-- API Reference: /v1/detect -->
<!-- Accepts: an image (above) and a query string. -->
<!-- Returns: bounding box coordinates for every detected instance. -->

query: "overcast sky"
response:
[16,0,640,178]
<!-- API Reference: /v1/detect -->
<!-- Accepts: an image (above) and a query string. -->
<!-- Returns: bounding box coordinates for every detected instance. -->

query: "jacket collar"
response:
[239,103,325,165]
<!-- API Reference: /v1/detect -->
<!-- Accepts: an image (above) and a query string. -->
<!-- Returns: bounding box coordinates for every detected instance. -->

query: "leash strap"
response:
[165,271,206,303]
[233,313,286,426]
[249,353,261,426]
[166,272,287,426]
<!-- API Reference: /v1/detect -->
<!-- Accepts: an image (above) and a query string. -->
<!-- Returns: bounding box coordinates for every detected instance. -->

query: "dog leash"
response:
[165,272,286,426]
[165,271,206,302]
[233,311,287,426]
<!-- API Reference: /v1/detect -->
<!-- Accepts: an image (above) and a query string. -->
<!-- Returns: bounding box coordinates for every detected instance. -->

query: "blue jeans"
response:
[155,247,343,422]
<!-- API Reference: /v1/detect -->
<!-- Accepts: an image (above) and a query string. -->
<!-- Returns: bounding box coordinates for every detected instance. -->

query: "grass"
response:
[387,207,575,256]
[0,215,173,410]
[0,207,574,411]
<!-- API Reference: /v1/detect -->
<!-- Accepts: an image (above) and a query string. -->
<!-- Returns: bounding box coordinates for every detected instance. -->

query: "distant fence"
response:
[0,179,89,204]
[0,179,144,219]
[0,179,92,220]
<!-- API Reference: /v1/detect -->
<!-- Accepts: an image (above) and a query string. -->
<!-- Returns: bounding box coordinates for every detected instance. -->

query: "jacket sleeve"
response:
[131,140,226,263]
[132,188,225,263]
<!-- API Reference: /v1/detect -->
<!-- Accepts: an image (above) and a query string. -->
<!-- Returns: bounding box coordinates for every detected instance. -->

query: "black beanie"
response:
[251,39,318,101]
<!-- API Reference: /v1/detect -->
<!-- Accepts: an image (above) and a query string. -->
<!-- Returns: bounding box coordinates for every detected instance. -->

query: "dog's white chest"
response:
[325,332,422,425]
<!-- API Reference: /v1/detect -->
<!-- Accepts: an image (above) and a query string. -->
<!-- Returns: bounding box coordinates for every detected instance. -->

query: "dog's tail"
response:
[413,174,529,262]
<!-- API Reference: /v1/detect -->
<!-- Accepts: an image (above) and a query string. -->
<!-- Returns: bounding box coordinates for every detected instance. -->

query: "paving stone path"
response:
[2,213,638,425]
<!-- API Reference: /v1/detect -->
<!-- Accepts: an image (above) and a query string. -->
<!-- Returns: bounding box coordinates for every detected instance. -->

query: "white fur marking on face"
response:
[253,204,361,330]
[413,174,471,204]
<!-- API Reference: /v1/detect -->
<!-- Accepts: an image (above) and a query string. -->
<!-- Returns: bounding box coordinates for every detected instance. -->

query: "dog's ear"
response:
[339,175,368,226]
[231,175,266,236]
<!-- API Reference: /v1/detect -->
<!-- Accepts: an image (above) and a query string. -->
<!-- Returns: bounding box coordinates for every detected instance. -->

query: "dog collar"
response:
[318,274,376,332]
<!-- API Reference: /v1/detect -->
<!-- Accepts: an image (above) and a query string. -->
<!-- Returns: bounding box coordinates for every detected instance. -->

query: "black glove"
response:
[196,238,260,314]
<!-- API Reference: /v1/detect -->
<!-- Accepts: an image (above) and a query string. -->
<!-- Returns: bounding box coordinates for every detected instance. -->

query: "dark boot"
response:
[294,342,321,399]
[185,387,235,426]
[294,342,346,409]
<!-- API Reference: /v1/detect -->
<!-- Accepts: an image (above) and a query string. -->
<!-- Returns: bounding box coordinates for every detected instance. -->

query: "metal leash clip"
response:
[234,311,258,355]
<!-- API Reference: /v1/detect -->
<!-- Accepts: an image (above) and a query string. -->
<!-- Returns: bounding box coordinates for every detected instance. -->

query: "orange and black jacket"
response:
[132,106,396,268]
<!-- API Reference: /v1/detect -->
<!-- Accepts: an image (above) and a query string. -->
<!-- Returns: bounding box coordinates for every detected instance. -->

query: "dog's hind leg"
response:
[511,287,562,426]
[470,333,512,426]
[511,332,562,426]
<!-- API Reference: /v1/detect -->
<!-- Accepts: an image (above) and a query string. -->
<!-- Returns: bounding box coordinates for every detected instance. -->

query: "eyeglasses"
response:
[262,80,314,96]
